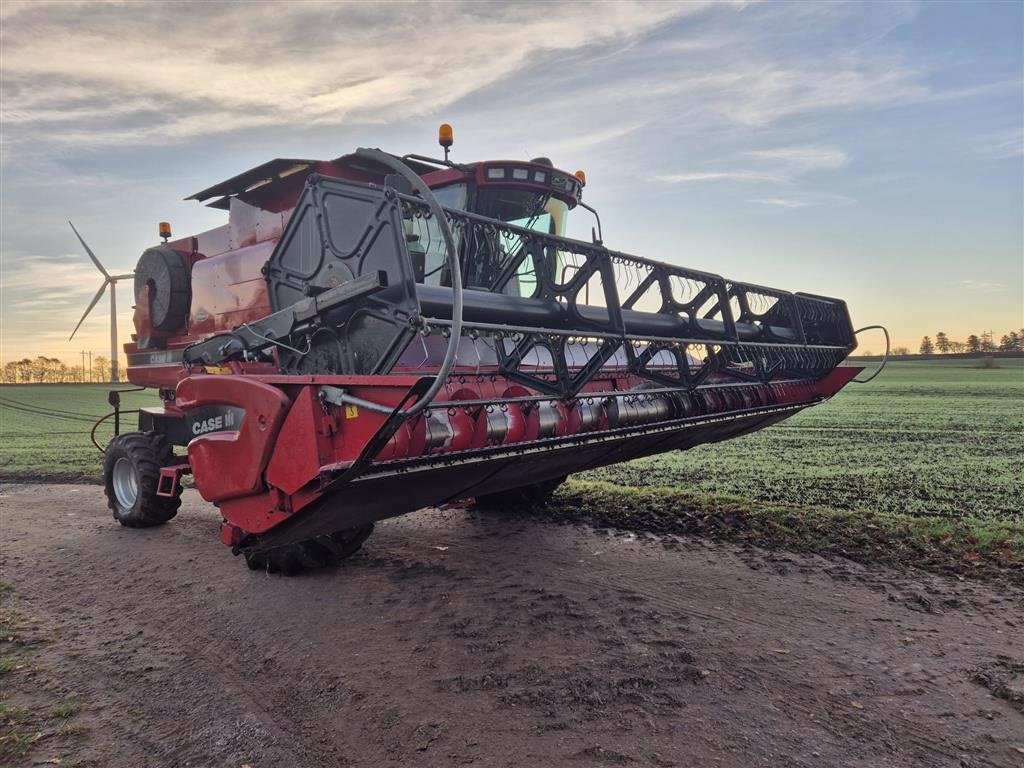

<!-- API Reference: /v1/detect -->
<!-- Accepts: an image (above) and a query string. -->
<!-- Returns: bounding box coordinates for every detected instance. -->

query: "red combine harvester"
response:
[96,126,863,573]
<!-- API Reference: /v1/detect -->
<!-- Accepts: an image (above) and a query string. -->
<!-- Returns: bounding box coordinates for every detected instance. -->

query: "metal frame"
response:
[395,193,853,403]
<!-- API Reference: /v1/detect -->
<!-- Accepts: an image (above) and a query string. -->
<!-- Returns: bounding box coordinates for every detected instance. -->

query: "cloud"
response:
[542,122,651,155]
[742,146,849,171]
[655,145,848,197]
[654,171,784,184]
[2,1,1007,161]
[0,1,695,152]
[959,280,1005,293]
[748,191,857,209]
[712,64,927,127]
[1,243,114,305]
[747,198,814,209]
[977,129,1024,160]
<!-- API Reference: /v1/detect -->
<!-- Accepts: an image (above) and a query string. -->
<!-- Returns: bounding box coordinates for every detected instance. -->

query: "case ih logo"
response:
[186,406,245,437]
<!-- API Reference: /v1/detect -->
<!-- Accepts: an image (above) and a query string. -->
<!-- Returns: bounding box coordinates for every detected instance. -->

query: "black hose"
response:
[852,325,890,383]
[352,148,463,418]
[91,409,141,452]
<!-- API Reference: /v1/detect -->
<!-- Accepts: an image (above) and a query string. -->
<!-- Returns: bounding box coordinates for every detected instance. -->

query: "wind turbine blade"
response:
[68,221,109,278]
[69,281,109,340]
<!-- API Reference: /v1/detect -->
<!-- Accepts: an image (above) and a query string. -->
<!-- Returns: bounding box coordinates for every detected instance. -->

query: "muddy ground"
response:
[1,484,1022,768]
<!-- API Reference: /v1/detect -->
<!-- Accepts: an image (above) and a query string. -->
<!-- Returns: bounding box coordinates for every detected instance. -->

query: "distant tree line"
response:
[1,356,113,383]
[4,330,1023,381]
[918,329,1023,355]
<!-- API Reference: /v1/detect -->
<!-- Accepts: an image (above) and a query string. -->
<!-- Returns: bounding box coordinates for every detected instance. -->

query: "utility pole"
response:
[80,350,86,383]
[88,351,93,383]
[110,283,119,383]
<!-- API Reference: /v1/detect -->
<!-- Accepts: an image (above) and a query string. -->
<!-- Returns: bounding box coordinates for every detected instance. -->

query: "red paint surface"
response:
[264,387,330,497]
[177,375,290,504]
[188,240,274,335]
[814,366,862,397]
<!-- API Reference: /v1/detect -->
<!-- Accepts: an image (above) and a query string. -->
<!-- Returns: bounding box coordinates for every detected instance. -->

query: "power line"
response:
[0,395,99,421]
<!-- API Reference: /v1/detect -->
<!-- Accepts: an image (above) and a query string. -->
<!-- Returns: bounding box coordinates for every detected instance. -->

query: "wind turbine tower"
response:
[68,222,135,383]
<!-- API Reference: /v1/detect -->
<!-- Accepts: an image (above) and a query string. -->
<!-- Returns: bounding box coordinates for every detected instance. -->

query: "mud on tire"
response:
[103,431,181,528]
[475,476,567,510]
[244,524,374,575]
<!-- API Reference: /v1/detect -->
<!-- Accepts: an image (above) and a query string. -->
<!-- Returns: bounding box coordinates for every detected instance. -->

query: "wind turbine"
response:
[68,222,134,383]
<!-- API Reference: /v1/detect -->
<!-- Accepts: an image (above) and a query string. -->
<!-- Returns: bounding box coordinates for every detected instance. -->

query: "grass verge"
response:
[537,479,1024,585]
[0,588,91,765]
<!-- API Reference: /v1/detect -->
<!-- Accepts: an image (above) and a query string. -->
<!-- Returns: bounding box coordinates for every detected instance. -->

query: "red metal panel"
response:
[420,167,472,187]
[227,197,288,249]
[251,373,423,388]
[164,224,231,259]
[218,493,295,537]
[177,375,291,502]
[814,366,862,398]
[124,362,191,389]
[188,240,274,334]
[265,387,329,496]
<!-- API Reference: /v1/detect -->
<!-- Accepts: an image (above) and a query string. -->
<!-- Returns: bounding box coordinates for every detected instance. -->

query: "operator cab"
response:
[414,146,585,298]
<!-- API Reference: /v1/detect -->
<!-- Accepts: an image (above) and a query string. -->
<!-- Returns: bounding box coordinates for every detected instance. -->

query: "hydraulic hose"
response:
[852,325,890,383]
[351,147,463,418]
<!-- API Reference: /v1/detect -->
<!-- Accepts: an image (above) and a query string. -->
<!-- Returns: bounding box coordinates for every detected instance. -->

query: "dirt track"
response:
[1,484,1022,768]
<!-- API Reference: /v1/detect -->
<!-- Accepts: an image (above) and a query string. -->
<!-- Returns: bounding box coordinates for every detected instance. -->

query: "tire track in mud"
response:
[7,555,342,765]
[2,485,1023,768]
[375,512,1024,768]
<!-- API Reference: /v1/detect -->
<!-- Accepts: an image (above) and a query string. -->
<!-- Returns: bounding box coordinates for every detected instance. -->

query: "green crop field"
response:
[1,359,1022,524]
[583,358,1024,524]
[0,385,157,483]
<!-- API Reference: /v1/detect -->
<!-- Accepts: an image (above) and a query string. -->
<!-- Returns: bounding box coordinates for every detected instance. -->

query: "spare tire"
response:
[134,247,190,331]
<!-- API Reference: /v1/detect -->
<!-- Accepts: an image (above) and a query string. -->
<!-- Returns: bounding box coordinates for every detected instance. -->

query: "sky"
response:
[1,0,1021,365]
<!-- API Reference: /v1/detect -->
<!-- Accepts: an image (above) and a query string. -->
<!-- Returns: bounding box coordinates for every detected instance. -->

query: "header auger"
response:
[97,127,861,574]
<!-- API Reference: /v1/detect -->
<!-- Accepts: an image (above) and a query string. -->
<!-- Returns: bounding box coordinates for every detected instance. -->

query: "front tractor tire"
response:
[103,431,181,528]
[244,525,375,575]
[474,476,567,510]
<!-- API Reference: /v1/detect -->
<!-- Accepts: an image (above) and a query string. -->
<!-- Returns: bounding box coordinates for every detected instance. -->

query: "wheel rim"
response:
[112,457,139,510]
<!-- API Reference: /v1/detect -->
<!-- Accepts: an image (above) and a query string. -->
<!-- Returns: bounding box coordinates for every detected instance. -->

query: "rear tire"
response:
[474,476,567,510]
[103,431,181,528]
[244,524,374,575]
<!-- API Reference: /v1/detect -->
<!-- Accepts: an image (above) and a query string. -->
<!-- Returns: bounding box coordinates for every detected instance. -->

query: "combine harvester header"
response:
[82,125,873,573]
